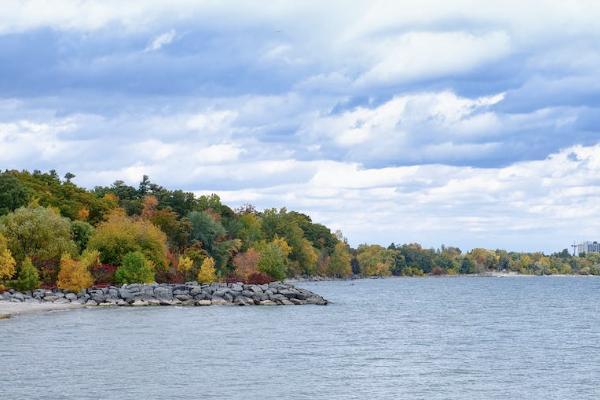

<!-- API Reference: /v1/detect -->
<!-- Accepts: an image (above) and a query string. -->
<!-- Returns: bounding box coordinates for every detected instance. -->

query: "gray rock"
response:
[195,299,211,306]
[259,300,277,306]
[44,295,59,302]
[230,283,243,292]
[132,300,148,306]
[211,297,228,305]
[190,286,204,296]
[154,286,173,300]
[119,287,134,300]
[65,293,77,301]
[175,294,192,301]
[85,300,97,306]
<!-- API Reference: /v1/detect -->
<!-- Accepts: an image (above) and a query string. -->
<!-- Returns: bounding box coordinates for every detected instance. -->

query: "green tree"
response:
[460,257,477,274]
[256,238,290,280]
[71,220,94,252]
[115,251,155,284]
[11,257,40,291]
[188,211,226,256]
[0,206,77,264]
[0,174,30,216]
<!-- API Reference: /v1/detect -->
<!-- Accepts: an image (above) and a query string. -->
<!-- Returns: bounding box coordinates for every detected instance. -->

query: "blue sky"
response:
[1,0,599,252]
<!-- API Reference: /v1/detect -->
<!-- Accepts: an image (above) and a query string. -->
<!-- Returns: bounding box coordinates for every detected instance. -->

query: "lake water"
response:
[1,277,599,399]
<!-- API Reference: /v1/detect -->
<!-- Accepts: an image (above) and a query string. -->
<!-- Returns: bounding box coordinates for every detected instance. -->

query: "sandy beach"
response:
[0,301,84,319]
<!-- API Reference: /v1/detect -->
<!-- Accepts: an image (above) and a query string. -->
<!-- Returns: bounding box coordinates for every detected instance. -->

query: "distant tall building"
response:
[576,241,600,256]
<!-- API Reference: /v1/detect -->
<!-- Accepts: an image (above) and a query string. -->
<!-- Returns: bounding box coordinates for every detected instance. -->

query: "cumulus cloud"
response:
[1,1,600,251]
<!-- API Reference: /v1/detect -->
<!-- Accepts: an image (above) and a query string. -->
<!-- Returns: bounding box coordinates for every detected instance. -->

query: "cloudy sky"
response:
[1,1,599,252]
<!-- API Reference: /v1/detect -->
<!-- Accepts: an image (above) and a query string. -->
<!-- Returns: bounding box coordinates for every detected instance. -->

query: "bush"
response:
[197,257,217,284]
[246,272,273,285]
[115,251,155,284]
[57,254,94,292]
[10,257,40,291]
[403,266,424,277]
[91,264,117,286]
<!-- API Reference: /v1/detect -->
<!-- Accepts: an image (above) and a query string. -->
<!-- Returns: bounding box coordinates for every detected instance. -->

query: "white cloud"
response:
[301,90,507,163]
[355,31,511,87]
[144,29,176,52]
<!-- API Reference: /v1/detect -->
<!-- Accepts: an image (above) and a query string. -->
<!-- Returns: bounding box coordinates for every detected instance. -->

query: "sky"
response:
[1,0,599,252]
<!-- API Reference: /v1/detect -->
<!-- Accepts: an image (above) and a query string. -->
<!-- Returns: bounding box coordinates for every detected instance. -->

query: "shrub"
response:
[197,257,217,284]
[403,266,424,277]
[11,257,40,291]
[246,272,273,285]
[115,251,155,284]
[57,254,94,292]
[91,264,117,286]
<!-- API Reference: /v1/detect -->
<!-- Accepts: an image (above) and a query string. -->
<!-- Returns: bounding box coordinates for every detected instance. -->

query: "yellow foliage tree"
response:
[197,257,217,284]
[177,256,193,273]
[57,254,94,292]
[0,233,16,281]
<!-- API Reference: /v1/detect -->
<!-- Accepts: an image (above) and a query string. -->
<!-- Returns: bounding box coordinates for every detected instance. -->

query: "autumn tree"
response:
[197,256,217,283]
[356,244,394,277]
[87,210,168,270]
[0,233,16,285]
[57,253,94,292]
[233,248,261,281]
[328,241,352,278]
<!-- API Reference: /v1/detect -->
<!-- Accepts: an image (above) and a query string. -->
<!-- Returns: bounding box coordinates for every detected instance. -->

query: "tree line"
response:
[0,170,597,293]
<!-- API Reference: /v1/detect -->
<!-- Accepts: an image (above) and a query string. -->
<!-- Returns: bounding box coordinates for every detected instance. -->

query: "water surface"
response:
[2,277,599,399]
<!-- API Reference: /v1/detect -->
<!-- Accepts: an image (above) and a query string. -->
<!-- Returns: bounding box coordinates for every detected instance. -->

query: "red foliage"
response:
[246,272,273,285]
[225,273,244,284]
[31,257,59,286]
[91,263,117,285]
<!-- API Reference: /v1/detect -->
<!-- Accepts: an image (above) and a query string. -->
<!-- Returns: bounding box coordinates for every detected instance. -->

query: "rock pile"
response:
[0,282,328,307]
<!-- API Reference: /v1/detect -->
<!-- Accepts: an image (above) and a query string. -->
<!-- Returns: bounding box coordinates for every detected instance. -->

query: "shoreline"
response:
[0,302,84,319]
[0,281,328,320]
[287,272,599,283]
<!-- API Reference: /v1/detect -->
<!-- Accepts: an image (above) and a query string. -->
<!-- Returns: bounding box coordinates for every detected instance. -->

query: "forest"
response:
[0,170,598,292]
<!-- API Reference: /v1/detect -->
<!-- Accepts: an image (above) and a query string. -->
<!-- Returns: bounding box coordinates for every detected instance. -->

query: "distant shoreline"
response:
[287,272,599,283]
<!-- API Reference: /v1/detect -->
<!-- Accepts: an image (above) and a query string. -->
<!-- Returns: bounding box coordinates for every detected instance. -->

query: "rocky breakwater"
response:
[0,282,328,307]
